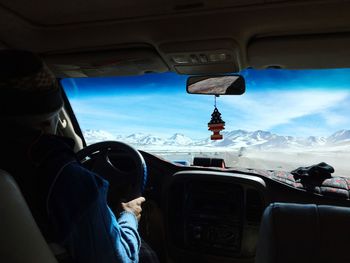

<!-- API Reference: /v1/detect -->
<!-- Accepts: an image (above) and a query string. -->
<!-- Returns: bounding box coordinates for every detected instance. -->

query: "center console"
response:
[165,170,267,262]
[184,181,243,256]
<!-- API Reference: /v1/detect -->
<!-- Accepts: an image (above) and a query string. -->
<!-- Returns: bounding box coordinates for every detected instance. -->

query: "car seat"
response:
[255,202,350,263]
[0,169,58,263]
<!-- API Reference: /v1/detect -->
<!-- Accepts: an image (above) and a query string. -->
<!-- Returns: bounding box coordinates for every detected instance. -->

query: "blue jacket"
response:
[0,131,141,263]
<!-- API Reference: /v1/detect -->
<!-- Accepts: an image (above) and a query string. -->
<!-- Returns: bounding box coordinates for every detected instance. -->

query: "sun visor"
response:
[248,34,350,69]
[160,39,241,74]
[44,48,168,78]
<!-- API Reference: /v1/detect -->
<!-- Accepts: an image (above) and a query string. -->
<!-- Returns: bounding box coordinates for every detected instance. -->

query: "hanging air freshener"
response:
[208,96,225,140]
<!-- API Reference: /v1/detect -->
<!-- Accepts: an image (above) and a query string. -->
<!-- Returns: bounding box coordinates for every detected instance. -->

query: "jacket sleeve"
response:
[48,161,141,263]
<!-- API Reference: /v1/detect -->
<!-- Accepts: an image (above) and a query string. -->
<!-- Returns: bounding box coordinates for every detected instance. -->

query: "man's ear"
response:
[58,113,67,129]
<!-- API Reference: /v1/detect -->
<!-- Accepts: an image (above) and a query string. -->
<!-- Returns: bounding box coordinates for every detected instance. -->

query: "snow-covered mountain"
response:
[83,129,350,150]
[165,133,193,146]
[138,135,164,145]
[304,136,327,146]
[125,133,147,143]
[327,130,350,144]
[84,129,119,144]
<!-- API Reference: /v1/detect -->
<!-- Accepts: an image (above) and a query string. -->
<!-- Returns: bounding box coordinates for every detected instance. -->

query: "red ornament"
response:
[208,107,225,140]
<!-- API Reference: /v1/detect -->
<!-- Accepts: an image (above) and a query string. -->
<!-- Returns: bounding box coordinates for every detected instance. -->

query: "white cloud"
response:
[70,99,141,122]
[68,89,350,138]
[220,90,350,132]
[323,112,349,126]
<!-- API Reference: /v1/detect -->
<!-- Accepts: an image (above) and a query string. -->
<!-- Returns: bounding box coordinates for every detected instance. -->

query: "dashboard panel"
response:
[139,151,350,263]
[164,170,267,263]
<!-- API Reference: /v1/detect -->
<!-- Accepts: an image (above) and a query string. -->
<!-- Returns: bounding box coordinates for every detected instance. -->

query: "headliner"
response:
[1,0,350,73]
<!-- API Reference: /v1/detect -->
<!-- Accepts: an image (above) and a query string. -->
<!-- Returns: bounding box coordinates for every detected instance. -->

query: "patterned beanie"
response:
[0,49,63,117]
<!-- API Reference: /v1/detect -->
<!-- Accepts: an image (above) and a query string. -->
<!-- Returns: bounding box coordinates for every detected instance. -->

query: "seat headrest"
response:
[255,203,350,263]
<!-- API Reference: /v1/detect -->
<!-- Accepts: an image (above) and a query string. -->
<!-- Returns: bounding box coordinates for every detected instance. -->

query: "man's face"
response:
[31,112,60,135]
[40,114,59,135]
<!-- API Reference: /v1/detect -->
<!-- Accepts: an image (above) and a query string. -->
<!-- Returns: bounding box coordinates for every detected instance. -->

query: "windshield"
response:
[61,69,350,176]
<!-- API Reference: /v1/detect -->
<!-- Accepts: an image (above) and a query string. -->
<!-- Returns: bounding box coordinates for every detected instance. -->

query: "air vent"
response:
[246,189,264,224]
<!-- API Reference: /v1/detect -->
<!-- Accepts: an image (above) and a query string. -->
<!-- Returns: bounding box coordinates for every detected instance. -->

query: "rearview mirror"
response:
[186,75,245,95]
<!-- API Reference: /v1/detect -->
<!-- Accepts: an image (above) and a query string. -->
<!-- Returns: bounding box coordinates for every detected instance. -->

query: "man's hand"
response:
[121,197,146,222]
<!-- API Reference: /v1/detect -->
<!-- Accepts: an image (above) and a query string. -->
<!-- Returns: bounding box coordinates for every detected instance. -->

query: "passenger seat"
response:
[0,169,57,263]
[255,202,350,263]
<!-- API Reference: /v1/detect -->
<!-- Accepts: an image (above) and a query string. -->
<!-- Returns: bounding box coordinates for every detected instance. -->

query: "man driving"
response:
[0,49,158,263]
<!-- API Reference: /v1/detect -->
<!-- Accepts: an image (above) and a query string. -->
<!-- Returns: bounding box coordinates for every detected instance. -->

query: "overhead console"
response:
[164,170,267,263]
[159,39,241,74]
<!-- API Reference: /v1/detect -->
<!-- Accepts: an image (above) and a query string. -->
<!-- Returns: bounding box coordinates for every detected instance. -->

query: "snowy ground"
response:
[234,149,350,177]
[144,146,350,177]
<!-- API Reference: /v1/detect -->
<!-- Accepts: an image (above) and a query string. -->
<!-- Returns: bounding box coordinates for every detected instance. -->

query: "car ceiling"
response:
[1,0,350,75]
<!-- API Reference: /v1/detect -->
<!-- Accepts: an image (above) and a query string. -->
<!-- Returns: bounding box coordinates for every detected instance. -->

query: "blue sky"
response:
[61,69,350,139]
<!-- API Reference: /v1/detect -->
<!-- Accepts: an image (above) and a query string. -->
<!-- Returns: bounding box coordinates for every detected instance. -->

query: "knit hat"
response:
[0,49,63,117]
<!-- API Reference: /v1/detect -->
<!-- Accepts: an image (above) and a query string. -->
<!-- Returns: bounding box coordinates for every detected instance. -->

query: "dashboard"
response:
[105,150,350,263]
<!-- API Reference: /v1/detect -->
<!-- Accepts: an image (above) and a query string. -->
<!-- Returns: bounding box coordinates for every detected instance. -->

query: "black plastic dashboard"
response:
[138,151,350,263]
[163,170,267,263]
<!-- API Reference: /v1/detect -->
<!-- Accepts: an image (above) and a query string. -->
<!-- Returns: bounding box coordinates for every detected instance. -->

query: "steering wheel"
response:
[76,141,147,204]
